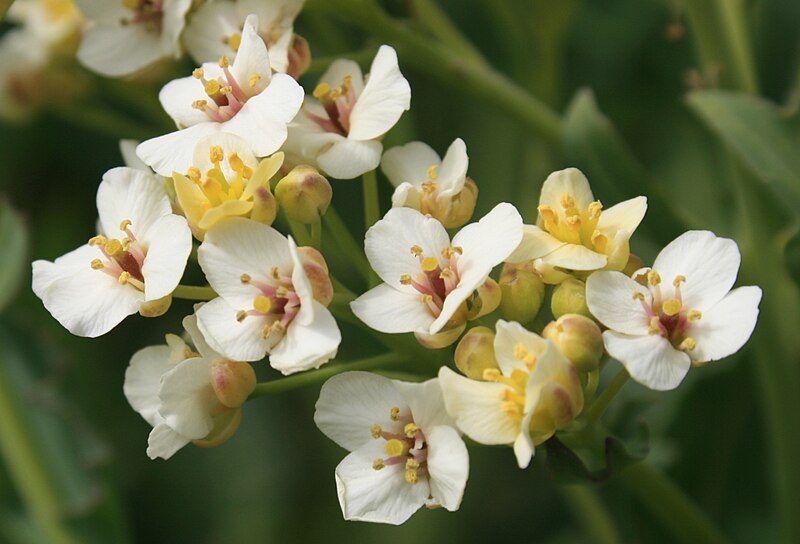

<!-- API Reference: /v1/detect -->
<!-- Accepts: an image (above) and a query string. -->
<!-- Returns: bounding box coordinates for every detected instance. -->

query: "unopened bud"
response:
[430,178,478,229]
[275,166,332,223]
[211,360,257,408]
[193,408,243,448]
[454,326,499,379]
[551,278,592,319]
[287,34,312,79]
[467,277,501,319]
[624,253,647,283]
[138,295,172,318]
[542,314,603,372]
[297,246,333,306]
[415,322,466,349]
[527,351,584,435]
[251,184,278,225]
[498,262,545,324]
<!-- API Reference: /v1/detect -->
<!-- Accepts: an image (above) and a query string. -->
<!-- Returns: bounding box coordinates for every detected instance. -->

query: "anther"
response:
[679,337,697,351]
[105,239,123,256]
[240,273,251,284]
[385,439,406,457]
[118,271,131,285]
[218,56,230,68]
[591,230,608,252]
[399,274,412,285]
[647,270,662,286]
[559,193,575,209]
[421,256,439,272]
[372,459,385,471]
[648,316,662,335]
[371,424,382,439]
[227,33,241,51]
[410,245,423,256]
[88,235,107,246]
[312,83,330,99]
[673,275,687,287]
[514,343,528,361]
[427,164,438,180]
[192,67,204,79]
[566,215,581,229]
[632,291,645,301]
[405,468,419,484]
[390,407,401,421]
[688,310,702,321]
[588,201,603,219]
[482,368,501,381]
[404,423,420,438]
[236,310,248,322]
[192,100,207,111]
[271,266,280,279]
[209,145,224,164]
[248,74,261,88]
[119,219,132,231]
[90,258,104,270]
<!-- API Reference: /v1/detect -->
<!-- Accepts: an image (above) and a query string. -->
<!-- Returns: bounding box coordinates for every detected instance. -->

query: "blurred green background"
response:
[1,0,799,542]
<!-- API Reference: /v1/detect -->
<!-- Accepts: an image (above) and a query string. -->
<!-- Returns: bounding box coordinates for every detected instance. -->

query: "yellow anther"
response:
[240,273,251,284]
[632,291,646,301]
[236,310,248,322]
[648,316,662,335]
[410,245,423,256]
[514,343,528,361]
[271,266,280,279]
[405,458,419,470]
[90,258,104,270]
[192,67,204,79]
[385,439,407,457]
[192,99,207,111]
[439,268,454,280]
[118,271,131,285]
[275,286,289,298]
[566,215,581,229]
[559,193,576,209]
[312,82,330,99]
[390,407,401,420]
[427,164,438,180]
[218,55,230,68]
[119,219,132,231]
[501,401,523,421]
[662,298,682,316]
[227,33,241,52]
[204,79,221,96]
[253,295,272,314]
[220,85,232,96]
[209,145,224,164]
[88,235,107,247]
[679,337,697,351]
[419,294,433,304]
[538,205,558,225]
[647,270,662,286]
[228,153,252,177]
[404,423,420,438]
[248,73,262,88]
[271,321,286,335]
[372,458,385,470]
[688,309,702,322]
[591,230,608,252]
[187,166,202,182]
[399,274,412,285]
[405,468,419,484]
[673,275,687,287]
[441,246,462,259]
[105,238,123,256]
[260,324,272,338]
[371,424,382,439]
[483,368,501,381]
[121,238,132,251]
[588,201,603,219]
[421,180,437,194]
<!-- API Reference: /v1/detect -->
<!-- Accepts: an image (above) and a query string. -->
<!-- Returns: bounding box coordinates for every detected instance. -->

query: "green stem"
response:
[323,206,371,282]
[583,368,600,403]
[584,367,628,424]
[0,353,79,544]
[286,216,312,247]
[0,0,14,21]
[172,285,217,301]
[249,352,402,397]
[407,0,488,68]
[310,218,322,250]
[560,485,620,544]
[620,462,731,544]
[361,169,381,287]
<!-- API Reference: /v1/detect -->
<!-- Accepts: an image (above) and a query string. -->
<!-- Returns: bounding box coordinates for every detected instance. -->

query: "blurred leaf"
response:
[0,199,27,312]
[687,90,800,213]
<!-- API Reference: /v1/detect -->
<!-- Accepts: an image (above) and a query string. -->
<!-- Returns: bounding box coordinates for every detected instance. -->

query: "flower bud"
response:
[287,34,312,79]
[250,184,278,226]
[275,165,332,223]
[211,360,257,409]
[527,355,583,436]
[542,314,604,372]
[454,326,499,380]
[498,262,545,324]
[415,322,466,349]
[466,277,501,319]
[193,408,243,448]
[428,178,478,229]
[138,294,172,318]
[297,246,333,306]
[551,278,592,319]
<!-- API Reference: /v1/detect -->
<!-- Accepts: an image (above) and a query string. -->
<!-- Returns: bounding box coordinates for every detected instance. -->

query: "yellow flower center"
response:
[370,407,428,485]
[539,192,606,253]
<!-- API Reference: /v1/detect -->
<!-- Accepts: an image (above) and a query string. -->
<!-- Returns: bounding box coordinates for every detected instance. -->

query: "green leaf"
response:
[687,90,800,213]
[0,199,28,313]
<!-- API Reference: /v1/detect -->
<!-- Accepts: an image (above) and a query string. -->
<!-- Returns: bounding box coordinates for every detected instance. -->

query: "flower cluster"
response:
[28,0,762,527]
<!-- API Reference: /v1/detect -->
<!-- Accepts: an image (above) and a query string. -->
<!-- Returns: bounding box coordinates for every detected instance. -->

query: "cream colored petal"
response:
[538,168,594,210]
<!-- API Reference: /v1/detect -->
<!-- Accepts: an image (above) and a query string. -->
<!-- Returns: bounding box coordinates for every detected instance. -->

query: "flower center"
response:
[120,0,163,33]
[186,145,254,205]
[419,164,439,214]
[370,407,428,485]
[88,219,146,291]
[538,192,607,253]
[483,343,537,422]
[191,57,264,123]
[399,244,462,317]
[633,270,702,352]
[306,75,357,136]
[236,266,301,344]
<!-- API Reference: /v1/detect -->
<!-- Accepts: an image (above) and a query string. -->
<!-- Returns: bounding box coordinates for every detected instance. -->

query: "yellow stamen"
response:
[371,424,382,439]
[372,459,385,471]
[648,316,662,335]
[248,73,261,88]
[253,295,272,314]
[390,407,401,421]
[236,310,248,322]
[501,401,523,421]
[240,273,251,284]
[591,230,608,253]
[588,201,603,220]
[192,100,207,111]
[399,274,412,285]
[312,82,330,99]
[118,271,131,285]
[559,193,575,209]
[192,67,204,79]
[514,343,528,361]
[662,298,682,316]
[405,468,419,484]
[688,310,702,322]
[187,166,202,182]
[483,368,501,381]
[500,389,526,406]
[90,258,104,270]
[538,205,558,226]
[218,56,230,68]
[121,238,132,251]
[566,215,581,229]
[647,270,662,286]
[204,79,221,96]
[105,239,123,256]
[679,337,697,351]
[673,275,687,287]
[427,164,438,180]
[406,458,419,470]
[275,286,288,298]
[209,145,224,164]
[227,33,241,51]
[419,294,433,305]
[385,439,407,457]
[88,235,107,247]
[119,219,132,231]
[439,268,454,280]
[271,266,281,279]
[410,245,423,256]
[404,423,420,438]
[228,153,252,178]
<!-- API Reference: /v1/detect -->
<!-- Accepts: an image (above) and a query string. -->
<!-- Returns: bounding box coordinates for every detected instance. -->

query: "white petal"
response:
[494,320,547,376]
[380,141,440,188]
[316,138,382,180]
[350,284,435,334]
[96,167,171,238]
[288,235,314,326]
[437,366,519,445]
[196,297,272,361]
[184,1,241,64]
[426,425,469,511]
[364,207,450,291]
[586,271,651,335]
[348,45,411,141]
[435,138,468,198]
[314,371,407,451]
[230,14,272,93]
[652,230,741,310]
[119,140,150,172]
[506,225,566,263]
[270,301,341,374]
[335,440,429,525]
[158,356,217,439]
[603,331,691,391]
[390,182,422,209]
[539,168,594,210]
[77,24,162,77]
[513,428,534,469]
[689,286,762,363]
[158,75,211,128]
[158,0,191,58]
[136,123,221,177]
[392,378,452,431]
[319,58,365,96]
[140,214,192,301]
[266,26,293,74]
[146,423,191,460]
[539,243,607,271]
[597,196,647,239]
[124,345,173,427]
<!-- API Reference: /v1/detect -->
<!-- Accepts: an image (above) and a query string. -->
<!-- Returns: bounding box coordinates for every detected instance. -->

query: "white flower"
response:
[350,203,523,342]
[438,321,583,469]
[8,0,83,47]
[196,217,340,373]
[124,313,255,459]
[381,138,478,229]
[586,230,762,391]
[184,0,304,73]
[32,167,192,337]
[76,0,191,77]
[314,371,468,525]
[283,45,410,179]
[136,13,304,177]
[0,30,50,122]
[509,168,647,281]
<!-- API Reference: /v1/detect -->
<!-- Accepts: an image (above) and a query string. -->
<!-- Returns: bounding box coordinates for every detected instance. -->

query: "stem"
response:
[286,216,312,247]
[560,485,620,544]
[620,462,731,544]
[310,218,322,250]
[583,368,600,403]
[249,352,402,397]
[172,285,217,301]
[584,367,628,424]
[323,206,371,282]
[361,169,381,287]
[0,353,79,544]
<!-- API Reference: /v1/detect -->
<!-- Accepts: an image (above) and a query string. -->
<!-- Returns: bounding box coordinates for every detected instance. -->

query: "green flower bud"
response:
[138,294,172,318]
[193,408,243,449]
[211,360,257,409]
[275,165,332,223]
[466,277,501,319]
[297,246,334,306]
[454,326,499,380]
[498,262,545,324]
[415,322,466,349]
[551,278,592,319]
[543,314,604,372]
